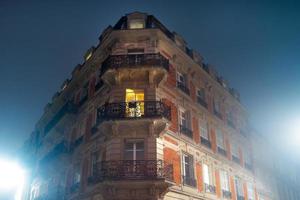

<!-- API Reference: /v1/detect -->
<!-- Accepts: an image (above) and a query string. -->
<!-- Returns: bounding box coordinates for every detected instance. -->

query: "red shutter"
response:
[215,169,221,198]
[163,147,181,185]
[192,116,200,144]
[243,182,248,200]
[196,163,203,192]
[166,64,176,87]
[230,176,237,200]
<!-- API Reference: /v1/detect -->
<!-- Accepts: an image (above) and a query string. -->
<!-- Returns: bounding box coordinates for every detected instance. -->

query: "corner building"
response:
[27,12,274,200]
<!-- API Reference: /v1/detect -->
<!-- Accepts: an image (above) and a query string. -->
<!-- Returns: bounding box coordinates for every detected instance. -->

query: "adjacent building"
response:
[23,12,278,200]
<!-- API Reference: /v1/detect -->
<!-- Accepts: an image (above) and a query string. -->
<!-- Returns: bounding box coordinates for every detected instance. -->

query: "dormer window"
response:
[129,19,144,29]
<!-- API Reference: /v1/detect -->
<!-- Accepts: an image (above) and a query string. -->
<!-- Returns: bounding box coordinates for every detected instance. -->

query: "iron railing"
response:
[222,190,232,198]
[96,101,171,123]
[88,160,173,183]
[200,137,211,149]
[180,125,193,138]
[101,53,169,75]
[177,82,190,95]
[182,176,197,187]
[205,183,216,194]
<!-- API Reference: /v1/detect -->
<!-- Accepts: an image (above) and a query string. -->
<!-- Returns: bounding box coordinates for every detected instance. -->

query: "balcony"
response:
[182,176,197,188]
[205,183,216,194]
[44,101,78,135]
[232,155,241,164]
[200,137,211,149]
[176,82,190,95]
[96,101,171,123]
[222,190,232,198]
[88,160,173,183]
[101,53,169,85]
[197,97,208,108]
[180,125,193,138]
[218,147,227,157]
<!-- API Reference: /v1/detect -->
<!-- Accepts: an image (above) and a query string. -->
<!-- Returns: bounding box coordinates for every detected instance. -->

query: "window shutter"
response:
[196,163,203,192]
[229,175,236,200]
[243,182,248,200]
[215,169,221,197]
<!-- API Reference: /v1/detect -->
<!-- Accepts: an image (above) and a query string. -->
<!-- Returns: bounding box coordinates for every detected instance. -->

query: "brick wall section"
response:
[230,176,237,200]
[190,81,196,102]
[192,116,200,144]
[196,163,203,192]
[238,147,244,167]
[215,169,221,198]
[225,136,232,160]
[243,182,248,200]
[210,129,217,153]
[88,76,96,97]
[163,147,181,185]
[163,98,178,133]
[164,136,178,146]
[166,64,176,88]
[85,113,93,142]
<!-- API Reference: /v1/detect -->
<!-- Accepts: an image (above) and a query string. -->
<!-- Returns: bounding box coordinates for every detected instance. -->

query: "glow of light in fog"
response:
[0,158,25,200]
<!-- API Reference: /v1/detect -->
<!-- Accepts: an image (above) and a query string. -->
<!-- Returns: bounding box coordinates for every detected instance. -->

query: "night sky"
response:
[1,1,300,160]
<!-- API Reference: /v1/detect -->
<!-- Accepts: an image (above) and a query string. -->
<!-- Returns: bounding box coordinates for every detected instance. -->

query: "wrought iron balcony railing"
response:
[182,176,197,187]
[96,101,171,123]
[205,183,216,194]
[232,155,241,164]
[88,160,173,184]
[222,190,232,198]
[201,137,212,149]
[176,82,190,95]
[101,53,169,75]
[218,147,227,157]
[180,125,193,138]
[197,97,208,108]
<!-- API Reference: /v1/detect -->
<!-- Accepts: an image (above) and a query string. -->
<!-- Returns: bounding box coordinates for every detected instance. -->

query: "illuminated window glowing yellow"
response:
[85,52,92,61]
[129,20,144,29]
[125,89,144,117]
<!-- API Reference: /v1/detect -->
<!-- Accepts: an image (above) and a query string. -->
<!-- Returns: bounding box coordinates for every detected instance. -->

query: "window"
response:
[216,129,225,149]
[235,176,244,198]
[182,154,196,187]
[200,121,209,140]
[124,140,144,160]
[179,110,192,138]
[197,88,206,100]
[73,164,81,185]
[232,142,240,163]
[247,182,254,200]
[125,89,145,117]
[129,19,144,29]
[203,164,213,185]
[91,151,101,176]
[213,98,221,113]
[176,72,190,94]
[220,170,230,192]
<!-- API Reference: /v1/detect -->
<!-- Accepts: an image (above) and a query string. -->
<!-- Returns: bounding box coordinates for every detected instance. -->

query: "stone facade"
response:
[23,12,278,200]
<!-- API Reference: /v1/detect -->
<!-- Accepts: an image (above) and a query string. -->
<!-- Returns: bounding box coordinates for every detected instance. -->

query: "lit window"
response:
[125,89,144,117]
[203,163,213,185]
[220,170,230,191]
[129,20,144,29]
[247,182,254,200]
[235,176,244,198]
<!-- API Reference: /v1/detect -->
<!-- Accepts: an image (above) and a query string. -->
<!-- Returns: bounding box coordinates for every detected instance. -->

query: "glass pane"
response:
[136,151,144,160]
[124,151,133,160]
[125,142,134,150]
[136,142,144,150]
